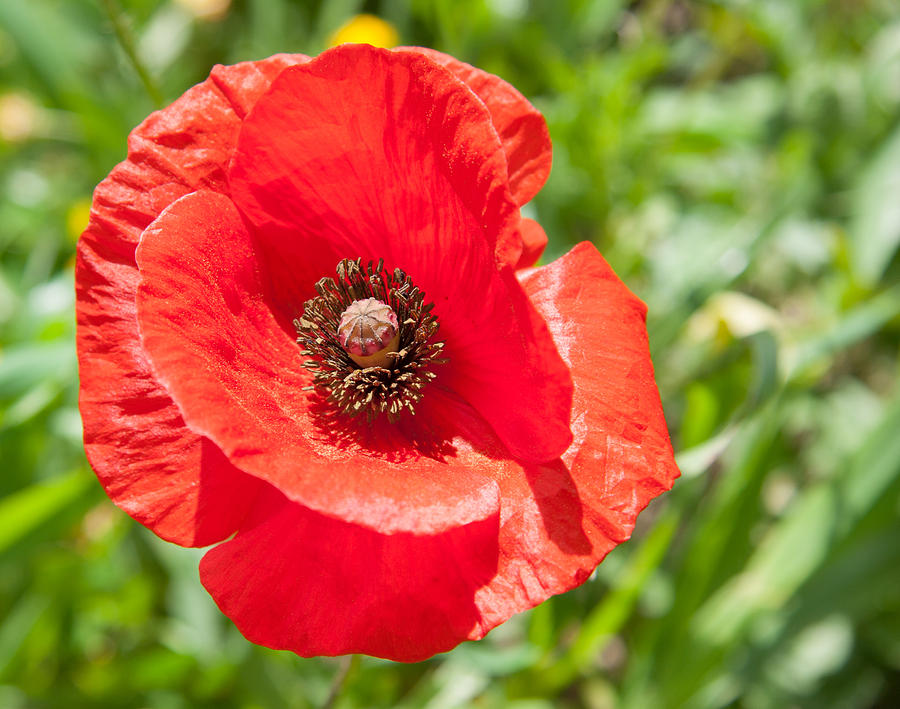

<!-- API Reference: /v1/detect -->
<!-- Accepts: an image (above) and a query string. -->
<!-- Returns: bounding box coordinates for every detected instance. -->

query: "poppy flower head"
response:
[75,43,679,662]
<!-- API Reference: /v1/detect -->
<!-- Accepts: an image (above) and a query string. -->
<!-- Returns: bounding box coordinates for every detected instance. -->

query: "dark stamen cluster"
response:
[294,258,445,421]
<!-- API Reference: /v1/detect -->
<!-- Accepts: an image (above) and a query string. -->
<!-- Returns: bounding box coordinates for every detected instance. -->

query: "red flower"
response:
[76,44,678,662]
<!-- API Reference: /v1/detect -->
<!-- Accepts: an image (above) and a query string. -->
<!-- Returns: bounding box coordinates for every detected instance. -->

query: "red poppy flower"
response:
[76,44,679,662]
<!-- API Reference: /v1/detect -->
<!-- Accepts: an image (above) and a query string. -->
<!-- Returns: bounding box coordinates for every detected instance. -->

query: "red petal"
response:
[516,217,549,269]
[76,54,307,546]
[399,47,552,208]
[528,245,680,529]
[228,44,572,462]
[135,190,501,534]
[200,485,500,662]
[445,264,573,462]
[228,43,520,303]
[468,243,680,633]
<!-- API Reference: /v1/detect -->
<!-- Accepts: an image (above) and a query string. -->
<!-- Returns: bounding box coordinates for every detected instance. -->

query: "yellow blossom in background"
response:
[327,14,399,49]
[687,291,783,347]
[66,199,92,244]
[174,0,231,22]
[0,92,42,143]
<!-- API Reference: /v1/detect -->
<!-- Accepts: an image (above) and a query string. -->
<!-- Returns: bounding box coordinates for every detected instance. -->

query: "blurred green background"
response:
[2,0,899,707]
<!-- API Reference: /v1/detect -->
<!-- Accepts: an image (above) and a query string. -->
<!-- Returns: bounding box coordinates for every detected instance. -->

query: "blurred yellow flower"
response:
[328,14,399,49]
[174,0,231,22]
[67,199,92,243]
[0,92,42,143]
[687,291,783,346]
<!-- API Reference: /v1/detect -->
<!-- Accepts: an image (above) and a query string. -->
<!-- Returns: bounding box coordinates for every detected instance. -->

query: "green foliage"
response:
[1,0,898,707]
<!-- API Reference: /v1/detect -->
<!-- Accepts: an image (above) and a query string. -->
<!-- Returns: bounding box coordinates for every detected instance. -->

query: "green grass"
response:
[1,1,899,707]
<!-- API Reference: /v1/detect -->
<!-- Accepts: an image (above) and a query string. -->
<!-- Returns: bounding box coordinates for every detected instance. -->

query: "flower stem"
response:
[99,0,164,108]
[321,654,359,709]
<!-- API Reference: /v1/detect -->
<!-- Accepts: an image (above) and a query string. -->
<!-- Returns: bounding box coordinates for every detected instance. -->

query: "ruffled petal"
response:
[472,243,680,634]
[228,43,519,306]
[398,47,552,208]
[522,243,679,503]
[200,484,500,662]
[135,190,501,535]
[516,217,549,269]
[228,43,572,462]
[76,54,307,547]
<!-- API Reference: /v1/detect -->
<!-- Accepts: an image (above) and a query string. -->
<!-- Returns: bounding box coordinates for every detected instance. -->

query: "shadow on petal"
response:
[304,392,459,464]
[524,459,592,556]
[196,437,262,535]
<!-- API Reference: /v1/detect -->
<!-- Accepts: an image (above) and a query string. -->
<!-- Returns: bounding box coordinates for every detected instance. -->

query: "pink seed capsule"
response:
[337,298,400,368]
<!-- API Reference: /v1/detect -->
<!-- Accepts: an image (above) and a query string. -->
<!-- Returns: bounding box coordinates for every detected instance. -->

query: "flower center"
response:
[294,258,445,421]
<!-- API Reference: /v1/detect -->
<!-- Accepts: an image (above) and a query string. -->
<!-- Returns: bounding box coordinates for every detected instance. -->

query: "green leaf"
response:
[0,472,91,554]
[0,342,75,398]
[787,284,900,379]
[688,390,900,688]
[681,382,721,449]
[850,124,900,285]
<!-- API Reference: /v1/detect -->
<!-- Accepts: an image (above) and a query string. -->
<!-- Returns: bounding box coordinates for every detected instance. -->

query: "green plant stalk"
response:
[99,0,164,108]
[321,654,360,709]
